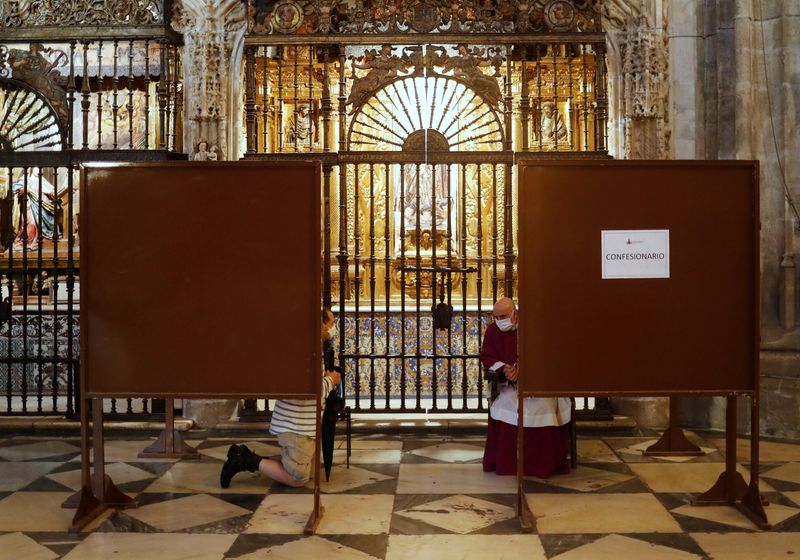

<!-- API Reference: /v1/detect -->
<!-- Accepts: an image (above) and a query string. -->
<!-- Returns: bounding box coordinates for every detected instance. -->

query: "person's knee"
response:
[288,475,308,487]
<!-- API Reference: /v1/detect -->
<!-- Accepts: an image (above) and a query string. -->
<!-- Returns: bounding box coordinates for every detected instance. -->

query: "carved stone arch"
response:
[347,75,505,152]
[601,0,670,159]
[0,77,65,151]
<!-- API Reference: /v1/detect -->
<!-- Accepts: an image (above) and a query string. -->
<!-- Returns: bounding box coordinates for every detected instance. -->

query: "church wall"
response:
[165,0,800,437]
[681,0,800,437]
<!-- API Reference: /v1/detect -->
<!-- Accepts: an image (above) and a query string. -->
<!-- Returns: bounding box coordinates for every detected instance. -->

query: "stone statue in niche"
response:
[539,101,569,148]
[286,104,315,145]
[193,139,220,161]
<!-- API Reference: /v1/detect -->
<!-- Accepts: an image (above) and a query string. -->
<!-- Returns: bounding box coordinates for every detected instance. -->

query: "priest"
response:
[481,297,571,478]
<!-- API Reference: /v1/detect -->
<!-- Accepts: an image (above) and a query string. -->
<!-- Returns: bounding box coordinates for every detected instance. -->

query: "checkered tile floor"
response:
[1,431,800,559]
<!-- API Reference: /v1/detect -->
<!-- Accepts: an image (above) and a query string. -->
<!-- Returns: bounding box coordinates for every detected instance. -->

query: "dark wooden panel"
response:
[81,162,321,398]
[517,160,758,396]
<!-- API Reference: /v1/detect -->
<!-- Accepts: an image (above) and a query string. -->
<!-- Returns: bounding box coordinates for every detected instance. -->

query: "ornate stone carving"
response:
[1,0,163,27]
[620,17,669,159]
[246,0,601,35]
[602,1,670,159]
[172,0,247,159]
[601,0,641,29]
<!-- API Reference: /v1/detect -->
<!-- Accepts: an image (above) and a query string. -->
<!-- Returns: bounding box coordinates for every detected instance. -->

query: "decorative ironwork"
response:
[0,79,64,151]
[243,1,608,411]
[247,0,601,36]
[344,44,505,152]
[1,0,164,28]
[348,75,504,152]
[346,45,415,113]
[5,44,68,128]
[433,45,503,106]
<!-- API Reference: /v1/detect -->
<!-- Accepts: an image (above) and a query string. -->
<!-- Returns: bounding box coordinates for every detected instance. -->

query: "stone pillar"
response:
[183,399,240,429]
[171,0,247,427]
[696,1,800,435]
[172,0,247,160]
[604,1,671,159]
[667,0,704,159]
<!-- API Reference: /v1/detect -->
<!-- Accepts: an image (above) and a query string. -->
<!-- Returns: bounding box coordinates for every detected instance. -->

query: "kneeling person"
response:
[220,309,340,488]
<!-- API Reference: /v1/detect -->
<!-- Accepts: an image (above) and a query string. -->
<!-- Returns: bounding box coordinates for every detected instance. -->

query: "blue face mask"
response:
[495,318,513,332]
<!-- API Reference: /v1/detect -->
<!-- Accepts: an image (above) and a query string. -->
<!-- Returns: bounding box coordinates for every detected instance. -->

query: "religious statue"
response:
[539,101,569,148]
[440,45,503,107]
[398,164,451,232]
[347,45,411,114]
[286,104,315,145]
[2,168,63,251]
[193,139,219,161]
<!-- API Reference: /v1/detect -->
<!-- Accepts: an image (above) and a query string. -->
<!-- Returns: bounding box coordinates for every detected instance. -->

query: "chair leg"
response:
[570,419,577,469]
[345,407,352,469]
[570,399,578,469]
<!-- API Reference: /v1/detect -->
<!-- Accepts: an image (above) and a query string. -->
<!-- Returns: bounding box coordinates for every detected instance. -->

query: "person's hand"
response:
[503,364,518,382]
[325,370,341,385]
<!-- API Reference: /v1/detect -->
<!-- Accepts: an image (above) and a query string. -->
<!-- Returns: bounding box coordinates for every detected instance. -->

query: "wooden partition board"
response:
[80,161,322,398]
[517,160,759,397]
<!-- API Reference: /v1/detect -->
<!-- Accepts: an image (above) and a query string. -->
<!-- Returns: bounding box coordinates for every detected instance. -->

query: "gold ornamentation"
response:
[346,45,414,114]
[1,0,162,27]
[402,129,449,152]
[246,0,601,35]
[437,44,503,107]
[271,0,303,33]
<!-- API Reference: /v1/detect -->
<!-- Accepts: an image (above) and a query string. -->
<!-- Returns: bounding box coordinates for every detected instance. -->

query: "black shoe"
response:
[220,444,245,489]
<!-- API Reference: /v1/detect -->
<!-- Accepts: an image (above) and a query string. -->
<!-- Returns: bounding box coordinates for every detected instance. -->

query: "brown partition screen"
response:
[517,160,758,396]
[81,162,321,398]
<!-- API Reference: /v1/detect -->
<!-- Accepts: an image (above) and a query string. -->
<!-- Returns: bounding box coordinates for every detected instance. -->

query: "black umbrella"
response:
[322,340,344,481]
[321,370,344,481]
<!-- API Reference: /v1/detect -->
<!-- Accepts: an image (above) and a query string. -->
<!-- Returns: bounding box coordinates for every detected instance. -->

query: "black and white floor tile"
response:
[0,431,800,558]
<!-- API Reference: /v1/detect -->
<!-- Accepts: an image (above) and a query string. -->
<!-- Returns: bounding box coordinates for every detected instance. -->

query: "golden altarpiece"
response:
[243,0,609,413]
[0,0,184,416]
[0,0,609,417]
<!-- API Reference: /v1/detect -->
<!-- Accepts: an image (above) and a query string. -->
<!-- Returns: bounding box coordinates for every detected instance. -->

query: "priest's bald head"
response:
[492,297,517,332]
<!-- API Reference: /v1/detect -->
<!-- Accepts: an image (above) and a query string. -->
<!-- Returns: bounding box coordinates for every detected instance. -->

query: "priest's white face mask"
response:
[494,308,517,332]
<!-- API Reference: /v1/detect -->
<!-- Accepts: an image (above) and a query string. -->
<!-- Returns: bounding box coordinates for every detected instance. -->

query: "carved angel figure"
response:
[346,45,410,114]
[441,45,502,107]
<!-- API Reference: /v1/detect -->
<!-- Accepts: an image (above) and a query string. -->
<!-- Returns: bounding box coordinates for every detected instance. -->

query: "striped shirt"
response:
[269,376,336,438]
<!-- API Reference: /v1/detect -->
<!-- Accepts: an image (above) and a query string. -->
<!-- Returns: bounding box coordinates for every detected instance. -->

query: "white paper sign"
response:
[601,230,670,279]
